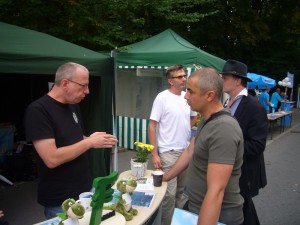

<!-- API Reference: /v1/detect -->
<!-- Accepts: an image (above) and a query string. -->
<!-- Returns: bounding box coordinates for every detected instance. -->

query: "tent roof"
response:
[116,28,225,71]
[0,22,112,76]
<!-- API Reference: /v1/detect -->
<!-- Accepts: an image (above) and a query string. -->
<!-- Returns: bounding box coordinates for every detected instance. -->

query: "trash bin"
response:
[281,101,294,125]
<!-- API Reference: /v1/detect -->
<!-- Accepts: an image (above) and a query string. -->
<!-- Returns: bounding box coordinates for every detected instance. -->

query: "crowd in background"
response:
[249,87,286,113]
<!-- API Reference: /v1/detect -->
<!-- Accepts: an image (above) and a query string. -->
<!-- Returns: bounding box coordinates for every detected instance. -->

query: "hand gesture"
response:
[89,132,118,149]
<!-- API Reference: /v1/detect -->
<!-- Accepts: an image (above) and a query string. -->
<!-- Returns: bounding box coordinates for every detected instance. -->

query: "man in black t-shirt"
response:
[25,62,118,219]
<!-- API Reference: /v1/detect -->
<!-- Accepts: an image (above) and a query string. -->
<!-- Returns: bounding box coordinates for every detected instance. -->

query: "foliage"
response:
[0,0,215,50]
[0,0,299,96]
[133,141,154,163]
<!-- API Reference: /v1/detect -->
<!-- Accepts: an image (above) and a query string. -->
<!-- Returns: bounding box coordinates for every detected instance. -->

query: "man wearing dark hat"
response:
[221,59,268,225]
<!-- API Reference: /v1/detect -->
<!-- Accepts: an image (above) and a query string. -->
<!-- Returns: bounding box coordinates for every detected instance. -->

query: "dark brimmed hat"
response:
[220,59,252,82]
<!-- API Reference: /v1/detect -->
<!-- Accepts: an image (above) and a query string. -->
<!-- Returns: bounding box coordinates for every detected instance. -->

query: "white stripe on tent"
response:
[118,65,167,69]
[187,67,197,75]
[117,66,200,70]
[117,116,149,149]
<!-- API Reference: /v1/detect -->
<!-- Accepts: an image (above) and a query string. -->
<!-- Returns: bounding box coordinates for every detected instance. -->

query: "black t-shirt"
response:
[25,94,92,207]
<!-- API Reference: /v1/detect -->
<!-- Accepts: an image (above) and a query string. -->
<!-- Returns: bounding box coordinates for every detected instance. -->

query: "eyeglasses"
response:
[171,75,187,79]
[67,79,89,88]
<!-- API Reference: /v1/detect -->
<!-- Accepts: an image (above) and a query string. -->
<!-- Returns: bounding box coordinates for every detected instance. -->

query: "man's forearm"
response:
[197,191,223,225]
[148,127,157,156]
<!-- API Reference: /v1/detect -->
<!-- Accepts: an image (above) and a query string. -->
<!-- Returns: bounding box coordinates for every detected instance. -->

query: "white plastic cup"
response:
[76,192,94,211]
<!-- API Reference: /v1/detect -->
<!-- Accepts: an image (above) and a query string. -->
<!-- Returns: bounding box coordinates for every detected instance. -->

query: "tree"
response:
[1,0,299,92]
[0,0,216,50]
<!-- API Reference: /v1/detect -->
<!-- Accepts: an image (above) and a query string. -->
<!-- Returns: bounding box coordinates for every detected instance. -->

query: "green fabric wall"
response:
[81,71,114,178]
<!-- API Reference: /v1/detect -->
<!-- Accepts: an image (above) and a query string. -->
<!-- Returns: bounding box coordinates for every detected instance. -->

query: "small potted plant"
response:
[131,142,154,178]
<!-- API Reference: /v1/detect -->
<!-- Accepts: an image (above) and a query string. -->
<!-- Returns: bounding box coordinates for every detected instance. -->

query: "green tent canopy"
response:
[0,22,114,178]
[0,22,112,76]
[117,28,225,71]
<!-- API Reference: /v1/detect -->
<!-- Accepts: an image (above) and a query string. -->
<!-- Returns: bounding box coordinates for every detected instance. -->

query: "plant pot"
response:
[130,158,148,178]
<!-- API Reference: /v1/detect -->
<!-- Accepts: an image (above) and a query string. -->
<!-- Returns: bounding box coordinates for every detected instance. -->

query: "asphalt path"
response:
[253,122,300,225]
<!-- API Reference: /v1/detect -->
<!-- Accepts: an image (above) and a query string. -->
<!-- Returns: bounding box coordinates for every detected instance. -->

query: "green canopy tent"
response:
[117,28,225,71]
[115,29,225,149]
[0,22,114,178]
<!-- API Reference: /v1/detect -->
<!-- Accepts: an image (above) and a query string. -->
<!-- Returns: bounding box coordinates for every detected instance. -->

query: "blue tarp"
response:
[247,73,276,89]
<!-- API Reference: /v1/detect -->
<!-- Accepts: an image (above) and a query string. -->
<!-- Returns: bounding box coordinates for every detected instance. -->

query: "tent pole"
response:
[111,49,118,173]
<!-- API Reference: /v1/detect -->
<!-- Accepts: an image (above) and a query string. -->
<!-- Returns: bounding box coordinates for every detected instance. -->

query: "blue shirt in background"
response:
[259,91,270,112]
[270,92,283,109]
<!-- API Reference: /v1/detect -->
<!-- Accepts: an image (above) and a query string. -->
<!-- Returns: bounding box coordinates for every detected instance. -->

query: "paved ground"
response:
[254,120,300,225]
[0,108,299,225]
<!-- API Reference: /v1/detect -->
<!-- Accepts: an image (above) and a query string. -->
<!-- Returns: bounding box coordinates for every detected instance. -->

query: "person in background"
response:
[221,59,268,225]
[280,91,286,109]
[24,62,118,219]
[259,88,273,113]
[270,87,284,112]
[148,64,197,225]
[163,68,244,225]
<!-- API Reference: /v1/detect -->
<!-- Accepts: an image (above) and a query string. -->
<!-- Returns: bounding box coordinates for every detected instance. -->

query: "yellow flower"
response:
[133,141,154,163]
[194,113,201,127]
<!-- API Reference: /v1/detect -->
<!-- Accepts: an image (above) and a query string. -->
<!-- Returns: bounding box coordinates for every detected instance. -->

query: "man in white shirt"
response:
[148,64,197,225]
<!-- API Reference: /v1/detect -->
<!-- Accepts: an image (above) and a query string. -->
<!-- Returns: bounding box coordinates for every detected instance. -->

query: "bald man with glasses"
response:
[25,62,118,219]
[148,64,197,225]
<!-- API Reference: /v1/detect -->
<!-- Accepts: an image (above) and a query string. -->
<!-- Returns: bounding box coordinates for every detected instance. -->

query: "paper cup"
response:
[152,170,164,187]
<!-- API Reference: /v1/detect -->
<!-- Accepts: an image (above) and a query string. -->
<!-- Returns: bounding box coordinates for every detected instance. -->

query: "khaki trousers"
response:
[160,150,187,225]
